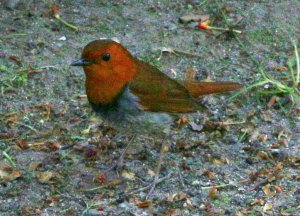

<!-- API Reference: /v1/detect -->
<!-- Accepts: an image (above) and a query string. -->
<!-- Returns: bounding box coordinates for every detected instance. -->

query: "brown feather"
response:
[130,61,199,113]
[183,81,243,98]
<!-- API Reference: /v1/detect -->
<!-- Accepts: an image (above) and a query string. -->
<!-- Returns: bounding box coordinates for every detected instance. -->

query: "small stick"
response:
[125,172,173,196]
[201,178,250,190]
[14,122,38,133]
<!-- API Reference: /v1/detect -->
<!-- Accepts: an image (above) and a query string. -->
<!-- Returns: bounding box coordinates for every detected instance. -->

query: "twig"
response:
[27,142,46,147]
[125,172,173,195]
[14,122,38,133]
[18,65,57,74]
[81,185,107,192]
[0,33,27,40]
[201,178,250,190]
[213,119,247,126]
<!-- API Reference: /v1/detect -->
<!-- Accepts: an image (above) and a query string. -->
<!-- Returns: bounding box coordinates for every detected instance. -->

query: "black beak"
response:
[70,58,93,66]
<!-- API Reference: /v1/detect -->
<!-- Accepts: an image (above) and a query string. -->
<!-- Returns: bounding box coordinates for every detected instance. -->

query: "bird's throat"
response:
[85,76,126,106]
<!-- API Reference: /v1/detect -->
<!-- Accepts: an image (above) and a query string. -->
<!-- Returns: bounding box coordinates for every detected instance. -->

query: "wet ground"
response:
[0,1,299,215]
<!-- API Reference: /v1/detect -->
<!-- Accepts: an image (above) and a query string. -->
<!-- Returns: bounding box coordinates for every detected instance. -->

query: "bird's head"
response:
[71,40,138,106]
[71,39,137,82]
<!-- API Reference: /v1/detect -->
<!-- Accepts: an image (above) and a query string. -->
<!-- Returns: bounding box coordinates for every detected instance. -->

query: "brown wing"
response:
[130,61,198,113]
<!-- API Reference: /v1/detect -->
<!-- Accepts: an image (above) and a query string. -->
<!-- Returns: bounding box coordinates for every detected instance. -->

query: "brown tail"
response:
[183,81,243,98]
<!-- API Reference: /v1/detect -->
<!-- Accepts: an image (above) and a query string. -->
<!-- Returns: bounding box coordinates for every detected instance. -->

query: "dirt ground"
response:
[0,1,299,215]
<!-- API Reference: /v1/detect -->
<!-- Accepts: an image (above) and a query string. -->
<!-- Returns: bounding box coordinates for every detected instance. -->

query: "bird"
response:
[71,39,243,198]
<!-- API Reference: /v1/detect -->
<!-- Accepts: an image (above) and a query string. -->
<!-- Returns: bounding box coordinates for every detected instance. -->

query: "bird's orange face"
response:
[75,40,137,80]
[71,40,138,105]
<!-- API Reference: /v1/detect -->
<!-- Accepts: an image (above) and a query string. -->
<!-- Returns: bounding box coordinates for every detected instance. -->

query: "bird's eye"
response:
[102,53,110,61]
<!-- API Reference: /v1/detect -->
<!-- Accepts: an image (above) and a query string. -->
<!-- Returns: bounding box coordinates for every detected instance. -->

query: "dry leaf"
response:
[202,170,216,180]
[262,184,275,196]
[96,172,106,184]
[50,3,60,18]
[263,202,273,212]
[6,113,20,125]
[177,117,189,125]
[36,171,53,183]
[121,170,135,180]
[166,192,187,202]
[234,211,244,216]
[0,167,22,182]
[185,198,192,206]
[28,162,42,171]
[148,169,155,177]
[257,151,272,160]
[258,134,268,142]
[251,198,265,206]
[272,185,283,192]
[81,126,91,135]
[273,66,288,71]
[135,199,152,208]
[47,195,60,207]
[107,178,122,186]
[166,209,178,216]
[208,187,218,200]
[267,96,277,107]
[49,140,61,150]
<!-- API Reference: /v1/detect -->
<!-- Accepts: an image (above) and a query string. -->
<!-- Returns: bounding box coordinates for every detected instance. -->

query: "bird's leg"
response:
[105,135,136,176]
[124,137,172,199]
[145,137,169,199]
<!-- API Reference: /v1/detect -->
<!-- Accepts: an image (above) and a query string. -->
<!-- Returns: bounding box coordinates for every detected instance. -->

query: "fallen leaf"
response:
[251,198,265,206]
[96,172,106,184]
[272,185,283,192]
[166,192,187,202]
[17,139,29,149]
[36,171,53,183]
[234,211,244,216]
[208,187,218,200]
[121,170,135,180]
[49,3,60,18]
[49,140,61,150]
[267,96,277,107]
[177,116,189,125]
[273,66,288,71]
[147,169,155,177]
[6,113,20,125]
[0,167,22,182]
[107,178,122,186]
[258,134,268,142]
[135,199,152,208]
[262,184,275,197]
[165,209,178,216]
[46,195,60,207]
[185,198,193,207]
[257,151,272,160]
[28,162,42,171]
[263,202,273,212]
[202,170,216,180]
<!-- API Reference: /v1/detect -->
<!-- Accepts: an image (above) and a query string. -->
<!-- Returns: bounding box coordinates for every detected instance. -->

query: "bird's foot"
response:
[125,172,172,199]
[105,154,125,176]
[105,135,136,176]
